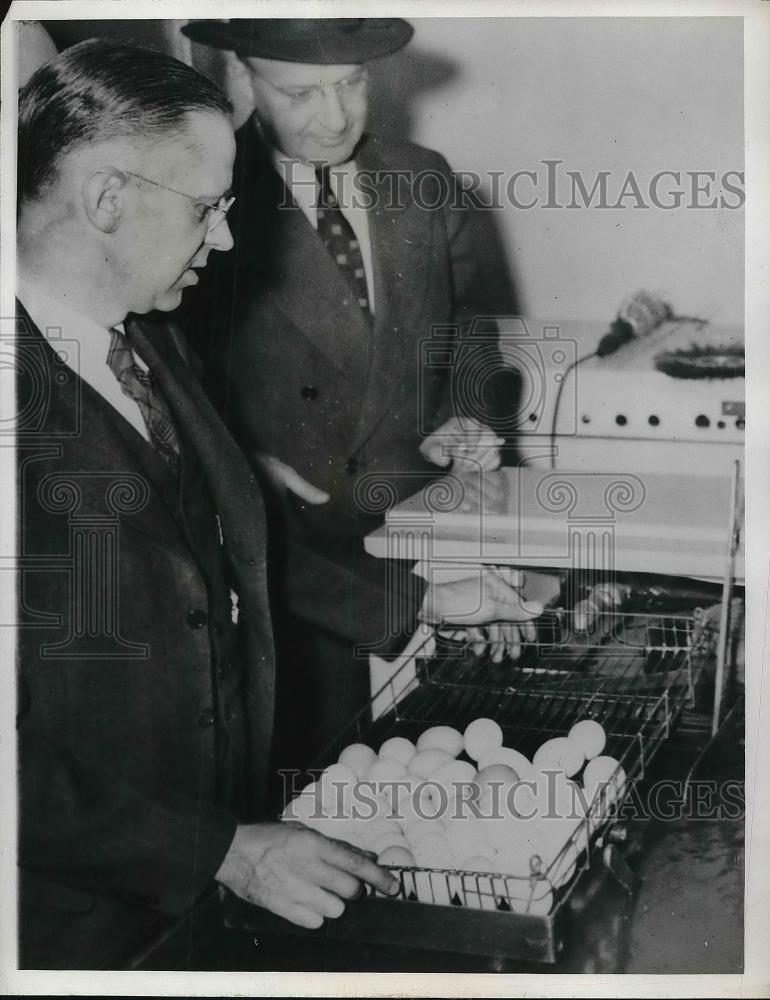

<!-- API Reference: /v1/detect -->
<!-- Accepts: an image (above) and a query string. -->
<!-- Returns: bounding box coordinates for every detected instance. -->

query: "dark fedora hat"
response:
[181,18,413,64]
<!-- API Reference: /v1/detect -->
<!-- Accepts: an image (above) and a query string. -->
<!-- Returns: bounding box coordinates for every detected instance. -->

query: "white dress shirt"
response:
[271,151,376,315]
[17,279,151,442]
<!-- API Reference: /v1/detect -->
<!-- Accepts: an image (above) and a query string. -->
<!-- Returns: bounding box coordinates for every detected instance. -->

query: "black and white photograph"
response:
[1,1,768,994]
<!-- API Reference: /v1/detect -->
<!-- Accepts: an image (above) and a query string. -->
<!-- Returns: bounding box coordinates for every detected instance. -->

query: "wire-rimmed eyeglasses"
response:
[122,169,236,231]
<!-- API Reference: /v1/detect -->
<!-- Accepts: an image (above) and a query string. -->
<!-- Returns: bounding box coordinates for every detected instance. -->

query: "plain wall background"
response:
[43,16,745,327]
[365,16,744,326]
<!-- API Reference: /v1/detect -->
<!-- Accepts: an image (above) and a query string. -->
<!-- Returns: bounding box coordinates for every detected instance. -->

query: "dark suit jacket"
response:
[184,123,512,653]
[15,303,275,968]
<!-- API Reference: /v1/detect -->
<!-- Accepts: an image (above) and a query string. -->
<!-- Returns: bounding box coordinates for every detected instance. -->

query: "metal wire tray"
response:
[310,610,715,937]
[220,609,717,963]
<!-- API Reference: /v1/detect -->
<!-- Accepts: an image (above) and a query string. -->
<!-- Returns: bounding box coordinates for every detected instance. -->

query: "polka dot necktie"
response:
[107,324,181,475]
[315,167,371,321]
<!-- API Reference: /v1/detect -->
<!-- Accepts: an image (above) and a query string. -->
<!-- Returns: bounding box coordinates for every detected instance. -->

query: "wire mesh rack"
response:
[309,609,716,924]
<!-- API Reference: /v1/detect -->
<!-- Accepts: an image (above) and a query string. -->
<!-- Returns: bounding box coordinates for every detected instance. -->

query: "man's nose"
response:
[205,216,234,252]
[320,86,348,133]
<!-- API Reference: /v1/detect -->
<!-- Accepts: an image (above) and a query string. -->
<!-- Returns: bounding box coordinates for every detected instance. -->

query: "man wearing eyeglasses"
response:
[181,19,530,774]
[15,37,409,969]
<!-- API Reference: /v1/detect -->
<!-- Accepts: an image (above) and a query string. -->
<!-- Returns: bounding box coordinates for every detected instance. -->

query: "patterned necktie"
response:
[315,167,371,320]
[107,325,181,473]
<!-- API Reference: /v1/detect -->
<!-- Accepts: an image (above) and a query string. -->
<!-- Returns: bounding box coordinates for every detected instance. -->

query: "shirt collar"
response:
[16,278,145,372]
[269,148,358,225]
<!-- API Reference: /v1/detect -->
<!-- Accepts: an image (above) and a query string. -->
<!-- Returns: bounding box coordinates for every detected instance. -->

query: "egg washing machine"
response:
[192,459,744,970]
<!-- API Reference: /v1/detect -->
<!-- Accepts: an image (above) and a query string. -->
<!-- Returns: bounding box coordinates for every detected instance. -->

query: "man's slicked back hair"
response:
[18,38,232,202]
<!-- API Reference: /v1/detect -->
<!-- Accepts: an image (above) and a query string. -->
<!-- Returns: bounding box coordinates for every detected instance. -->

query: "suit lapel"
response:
[270,208,371,385]
[236,121,370,385]
[16,306,192,562]
[126,315,275,796]
[125,316,270,577]
[350,138,436,451]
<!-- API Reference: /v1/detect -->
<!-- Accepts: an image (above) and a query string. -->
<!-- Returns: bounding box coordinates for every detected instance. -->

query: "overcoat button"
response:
[212,625,223,641]
[186,608,208,629]
[197,708,214,727]
[301,385,319,401]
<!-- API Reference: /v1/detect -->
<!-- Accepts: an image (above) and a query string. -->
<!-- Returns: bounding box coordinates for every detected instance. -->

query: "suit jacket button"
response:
[301,385,319,401]
[198,708,214,727]
[345,458,360,475]
[187,608,208,629]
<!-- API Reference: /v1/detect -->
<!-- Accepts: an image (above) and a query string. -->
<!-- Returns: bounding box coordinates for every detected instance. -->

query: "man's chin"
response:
[152,288,185,313]
[306,138,361,167]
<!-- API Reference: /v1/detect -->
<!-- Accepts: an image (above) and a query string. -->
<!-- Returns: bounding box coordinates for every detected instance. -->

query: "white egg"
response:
[416,725,464,758]
[477,763,521,813]
[433,759,477,785]
[378,736,416,767]
[349,782,390,823]
[362,816,402,844]
[444,819,493,863]
[413,832,454,869]
[457,854,497,873]
[477,746,534,780]
[281,782,322,822]
[392,774,436,829]
[431,760,478,817]
[583,755,627,816]
[300,814,346,839]
[366,757,408,803]
[319,763,357,816]
[463,718,504,762]
[338,742,377,780]
[529,767,586,827]
[342,832,369,852]
[568,719,607,761]
[377,845,416,867]
[537,813,582,865]
[409,748,454,779]
[405,817,445,847]
[371,832,411,855]
[488,816,545,866]
[533,737,586,778]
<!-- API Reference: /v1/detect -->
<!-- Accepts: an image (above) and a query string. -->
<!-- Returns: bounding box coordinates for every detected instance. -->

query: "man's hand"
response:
[251,453,330,505]
[215,821,399,929]
[420,416,504,472]
[419,566,542,662]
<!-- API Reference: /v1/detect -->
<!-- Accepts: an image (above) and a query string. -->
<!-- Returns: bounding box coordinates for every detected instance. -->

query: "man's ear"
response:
[226,54,259,126]
[82,168,127,233]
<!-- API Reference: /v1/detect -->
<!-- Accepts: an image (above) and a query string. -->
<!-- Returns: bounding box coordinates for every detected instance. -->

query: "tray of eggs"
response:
[282,716,626,917]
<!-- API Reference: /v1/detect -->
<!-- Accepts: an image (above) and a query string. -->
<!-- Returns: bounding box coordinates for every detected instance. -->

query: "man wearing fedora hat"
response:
[180,18,527,772]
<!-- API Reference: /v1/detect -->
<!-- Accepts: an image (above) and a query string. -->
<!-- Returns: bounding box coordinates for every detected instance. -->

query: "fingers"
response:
[450,435,504,469]
[484,571,543,622]
[465,625,487,657]
[315,859,365,900]
[262,896,326,930]
[491,565,525,589]
[320,838,400,896]
[281,465,331,505]
[422,418,503,470]
[485,622,506,663]
[520,616,538,644]
[253,454,330,504]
